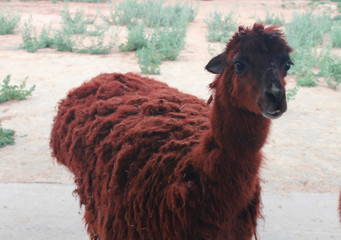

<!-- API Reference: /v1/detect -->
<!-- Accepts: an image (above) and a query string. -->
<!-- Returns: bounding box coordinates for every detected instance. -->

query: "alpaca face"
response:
[231,51,292,119]
[206,24,293,119]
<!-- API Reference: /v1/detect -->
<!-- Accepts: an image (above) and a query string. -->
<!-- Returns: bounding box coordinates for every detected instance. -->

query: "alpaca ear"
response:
[205,52,227,74]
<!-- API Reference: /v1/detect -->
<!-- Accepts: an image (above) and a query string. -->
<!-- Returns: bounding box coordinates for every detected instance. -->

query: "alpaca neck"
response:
[211,99,270,154]
[195,97,271,183]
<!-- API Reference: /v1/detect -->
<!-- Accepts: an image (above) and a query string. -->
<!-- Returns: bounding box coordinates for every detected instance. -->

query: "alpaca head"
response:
[206,23,293,119]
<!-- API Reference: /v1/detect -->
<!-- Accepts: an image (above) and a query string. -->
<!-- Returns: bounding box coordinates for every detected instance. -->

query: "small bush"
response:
[119,19,188,72]
[52,30,76,52]
[285,12,335,87]
[152,27,186,61]
[119,23,148,52]
[318,46,341,88]
[137,45,161,74]
[0,7,21,35]
[0,121,15,148]
[38,24,55,48]
[21,19,56,52]
[204,10,237,43]
[61,8,88,35]
[286,86,299,101]
[331,24,341,48]
[141,0,197,28]
[296,70,319,87]
[0,75,35,103]
[20,7,116,54]
[20,17,40,52]
[103,0,141,26]
[286,12,332,48]
[257,11,285,25]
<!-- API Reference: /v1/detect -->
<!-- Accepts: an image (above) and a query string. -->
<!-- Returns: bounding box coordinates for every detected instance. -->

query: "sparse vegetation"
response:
[17,0,197,74]
[285,11,339,88]
[61,7,92,35]
[0,75,35,103]
[204,10,237,43]
[20,6,116,54]
[331,24,341,47]
[20,17,41,52]
[317,45,341,88]
[102,0,197,28]
[256,10,285,25]
[0,7,21,35]
[114,0,197,74]
[0,75,35,147]
[119,23,148,52]
[286,86,300,101]
[0,121,15,148]
[137,44,162,74]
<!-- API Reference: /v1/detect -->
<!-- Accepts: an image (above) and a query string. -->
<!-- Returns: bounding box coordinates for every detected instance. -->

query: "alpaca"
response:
[50,23,292,240]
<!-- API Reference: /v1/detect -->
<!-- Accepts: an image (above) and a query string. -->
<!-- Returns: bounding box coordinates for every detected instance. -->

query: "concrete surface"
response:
[0,183,340,240]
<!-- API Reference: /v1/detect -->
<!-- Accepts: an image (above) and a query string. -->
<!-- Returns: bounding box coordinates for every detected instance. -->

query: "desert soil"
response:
[0,0,340,197]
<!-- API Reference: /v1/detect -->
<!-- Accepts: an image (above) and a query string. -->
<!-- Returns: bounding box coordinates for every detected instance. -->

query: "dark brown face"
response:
[205,24,293,119]
[231,52,293,119]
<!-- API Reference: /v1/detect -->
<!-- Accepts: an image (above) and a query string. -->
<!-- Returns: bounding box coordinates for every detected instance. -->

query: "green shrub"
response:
[152,26,186,61]
[0,7,21,35]
[119,23,148,52]
[38,24,55,48]
[0,121,15,148]
[103,0,197,28]
[18,0,193,73]
[286,12,332,49]
[331,24,341,48]
[20,17,40,52]
[204,10,237,43]
[103,0,141,26]
[20,7,116,54]
[119,18,188,71]
[257,11,285,25]
[140,0,196,28]
[318,46,341,88]
[137,45,161,74]
[285,12,334,87]
[296,69,319,87]
[286,86,299,101]
[0,75,35,103]
[53,30,76,52]
[61,8,88,35]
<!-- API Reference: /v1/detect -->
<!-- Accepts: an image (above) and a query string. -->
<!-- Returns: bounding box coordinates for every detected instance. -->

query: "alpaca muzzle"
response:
[261,82,287,119]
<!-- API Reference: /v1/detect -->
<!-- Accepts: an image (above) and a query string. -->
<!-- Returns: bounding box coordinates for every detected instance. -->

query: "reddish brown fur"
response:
[51,24,292,239]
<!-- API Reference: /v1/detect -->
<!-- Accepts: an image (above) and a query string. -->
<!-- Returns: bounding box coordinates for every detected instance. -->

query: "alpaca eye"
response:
[284,61,293,71]
[234,62,245,73]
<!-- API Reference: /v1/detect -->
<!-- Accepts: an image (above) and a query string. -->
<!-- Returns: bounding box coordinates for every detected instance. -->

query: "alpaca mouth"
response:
[262,109,283,119]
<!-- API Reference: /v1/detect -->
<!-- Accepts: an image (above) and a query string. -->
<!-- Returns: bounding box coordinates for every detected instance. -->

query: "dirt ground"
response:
[0,0,340,198]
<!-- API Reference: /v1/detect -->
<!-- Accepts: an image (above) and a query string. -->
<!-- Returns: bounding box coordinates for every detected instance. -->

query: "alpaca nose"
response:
[265,83,284,102]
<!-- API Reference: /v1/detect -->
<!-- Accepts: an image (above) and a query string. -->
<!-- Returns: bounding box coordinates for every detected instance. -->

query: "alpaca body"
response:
[51,24,292,240]
[51,72,263,239]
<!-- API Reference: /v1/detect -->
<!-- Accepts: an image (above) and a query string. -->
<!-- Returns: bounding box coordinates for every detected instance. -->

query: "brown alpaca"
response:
[50,23,292,239]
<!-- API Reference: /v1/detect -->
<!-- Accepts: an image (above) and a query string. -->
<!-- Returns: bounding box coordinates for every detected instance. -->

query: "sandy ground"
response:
[0,0,340,239]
